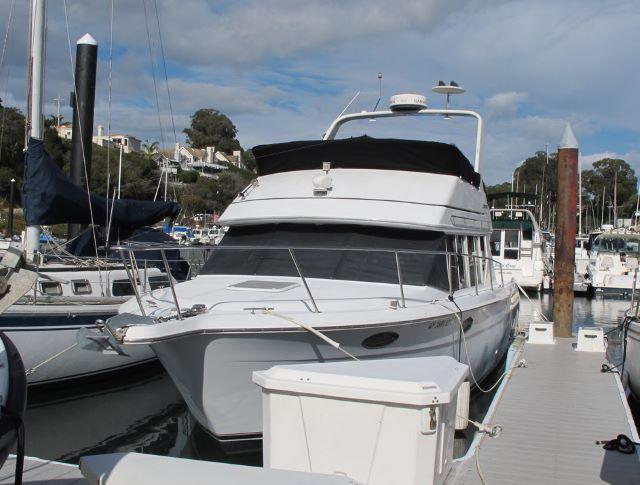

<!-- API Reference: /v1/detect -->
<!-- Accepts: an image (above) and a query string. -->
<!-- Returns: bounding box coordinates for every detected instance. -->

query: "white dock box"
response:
[253,356,468,485]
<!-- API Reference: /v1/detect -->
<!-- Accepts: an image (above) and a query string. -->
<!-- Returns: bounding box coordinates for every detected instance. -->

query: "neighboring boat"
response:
[0,332,27,471]
[574,235,590,293]
[623,317,640,403]
[489,208,552,291]
[96,92,519,442]
[0,0,183,386]
[0,136,183,386]
[586,233,640,296]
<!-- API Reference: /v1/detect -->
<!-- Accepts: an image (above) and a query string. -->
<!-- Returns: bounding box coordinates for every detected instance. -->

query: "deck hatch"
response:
[227,280,300,292]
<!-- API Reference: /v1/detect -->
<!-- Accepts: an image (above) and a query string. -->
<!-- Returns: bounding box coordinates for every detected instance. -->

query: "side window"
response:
[446,235,459,291]
[490,230,501,257]
[112,279,134,297]
[468,236,477,287]
[456,235,468,289]
[40,281,62,296]
[71,279,92,295]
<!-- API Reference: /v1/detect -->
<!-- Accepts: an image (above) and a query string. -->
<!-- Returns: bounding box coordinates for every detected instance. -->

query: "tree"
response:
[183,109,241,153]
[142,140,159,158]
[582,158,638,220]
[179,170,199,184]
[242,148,257,172]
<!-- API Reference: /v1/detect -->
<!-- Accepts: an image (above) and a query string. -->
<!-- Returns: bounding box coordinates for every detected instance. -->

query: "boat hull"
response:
[149,294,517,439]
[624,320,640,402]
[0,306,156,385]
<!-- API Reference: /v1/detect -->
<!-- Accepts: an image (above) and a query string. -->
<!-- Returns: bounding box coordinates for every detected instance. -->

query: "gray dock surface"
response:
[449,338,640,484]
[0,456,86,484]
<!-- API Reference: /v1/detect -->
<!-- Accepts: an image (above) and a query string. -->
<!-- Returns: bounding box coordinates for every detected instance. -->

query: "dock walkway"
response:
[448,337,640,484]
[0,456,86,484]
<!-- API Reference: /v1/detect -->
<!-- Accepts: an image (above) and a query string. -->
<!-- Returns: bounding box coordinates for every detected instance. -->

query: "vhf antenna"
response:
[372,72,383,112]
[432,80,465,118]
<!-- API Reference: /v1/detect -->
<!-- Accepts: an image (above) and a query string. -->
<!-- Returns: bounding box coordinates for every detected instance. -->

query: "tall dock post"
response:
[553,123,579,337]
[69,33,98,240]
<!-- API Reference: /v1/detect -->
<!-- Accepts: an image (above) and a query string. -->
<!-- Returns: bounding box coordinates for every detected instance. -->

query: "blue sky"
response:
[0,0,638,183]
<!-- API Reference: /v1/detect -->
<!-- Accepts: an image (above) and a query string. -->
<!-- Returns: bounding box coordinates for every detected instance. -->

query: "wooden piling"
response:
[553,123,579,337]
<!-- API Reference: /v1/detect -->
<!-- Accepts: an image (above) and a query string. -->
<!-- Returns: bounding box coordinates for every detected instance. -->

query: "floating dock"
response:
[447,337,640,484]
[0,456,86,484]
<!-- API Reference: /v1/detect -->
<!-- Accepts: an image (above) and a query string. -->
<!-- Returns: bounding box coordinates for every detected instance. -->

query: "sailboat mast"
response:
[24,0,46,261]
[578,155,582,236]
[613,171,618,228]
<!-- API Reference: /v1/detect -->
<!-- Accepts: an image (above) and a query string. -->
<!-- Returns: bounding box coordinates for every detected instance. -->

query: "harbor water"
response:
[22,293,635,466]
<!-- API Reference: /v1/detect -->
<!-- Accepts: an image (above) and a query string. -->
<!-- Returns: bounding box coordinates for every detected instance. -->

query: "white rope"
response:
[433,300,514,394]
[25,342,78,375]
[63,0,105,296]
[265,309,360,361]
[514,280,549,321]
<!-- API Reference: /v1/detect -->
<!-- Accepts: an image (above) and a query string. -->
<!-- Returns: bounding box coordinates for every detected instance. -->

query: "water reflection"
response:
[23,295,634,465]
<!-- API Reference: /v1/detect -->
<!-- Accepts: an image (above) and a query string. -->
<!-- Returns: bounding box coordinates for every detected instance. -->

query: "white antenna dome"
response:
[389,94,427,112]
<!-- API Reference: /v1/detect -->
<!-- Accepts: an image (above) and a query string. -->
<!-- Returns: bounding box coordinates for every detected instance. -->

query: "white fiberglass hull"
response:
[0,304,156,385]
[144,289,517,439]
[499,267,545,291]
[624,320,640,402]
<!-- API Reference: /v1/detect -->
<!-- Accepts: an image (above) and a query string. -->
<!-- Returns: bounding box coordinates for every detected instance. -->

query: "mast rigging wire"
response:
[0,0,17,166]
[141,0,165,150]
[104,0,115,245]
[153,0,177,145]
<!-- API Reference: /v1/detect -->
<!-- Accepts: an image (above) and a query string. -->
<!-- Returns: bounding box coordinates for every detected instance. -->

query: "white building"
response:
[56,123,73,140]
[93,125,141,153]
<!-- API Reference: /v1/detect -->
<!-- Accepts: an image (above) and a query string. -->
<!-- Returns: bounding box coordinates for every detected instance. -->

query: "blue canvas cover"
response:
[22,138,180,228]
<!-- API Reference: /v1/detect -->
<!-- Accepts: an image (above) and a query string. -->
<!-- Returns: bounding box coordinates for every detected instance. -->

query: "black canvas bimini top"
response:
[252,135,481,187]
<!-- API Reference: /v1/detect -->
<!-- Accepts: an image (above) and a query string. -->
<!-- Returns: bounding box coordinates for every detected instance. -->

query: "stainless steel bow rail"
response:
[109,244,505,319]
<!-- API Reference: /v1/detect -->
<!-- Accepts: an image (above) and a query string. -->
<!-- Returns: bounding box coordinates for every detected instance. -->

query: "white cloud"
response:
[485,91,528,118]
[1,0,639,187]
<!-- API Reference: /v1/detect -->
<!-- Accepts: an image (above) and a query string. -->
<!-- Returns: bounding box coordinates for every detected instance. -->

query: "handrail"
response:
[115,245,506,322]
[321,108,483,173]
[288,248,320,313]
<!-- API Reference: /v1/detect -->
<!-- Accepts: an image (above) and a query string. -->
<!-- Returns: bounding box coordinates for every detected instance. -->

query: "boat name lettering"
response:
[427,319,451,329]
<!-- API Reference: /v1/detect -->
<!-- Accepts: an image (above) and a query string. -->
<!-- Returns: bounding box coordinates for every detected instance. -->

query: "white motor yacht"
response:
[100,93,519,441]
[489,208,551,291]
[587,233,640,296]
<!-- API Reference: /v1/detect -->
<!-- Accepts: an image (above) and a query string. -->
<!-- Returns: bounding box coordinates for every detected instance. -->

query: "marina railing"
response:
[104,245,505,318]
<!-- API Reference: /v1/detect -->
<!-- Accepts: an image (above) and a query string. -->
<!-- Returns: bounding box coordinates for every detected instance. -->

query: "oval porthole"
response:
[362,332,399,349]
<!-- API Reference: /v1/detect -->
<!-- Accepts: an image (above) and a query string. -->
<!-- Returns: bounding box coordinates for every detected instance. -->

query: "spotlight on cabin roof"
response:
[389,93,427,112]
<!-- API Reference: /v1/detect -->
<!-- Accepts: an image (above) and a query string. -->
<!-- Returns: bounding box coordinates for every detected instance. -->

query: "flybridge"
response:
[322,85,484,173]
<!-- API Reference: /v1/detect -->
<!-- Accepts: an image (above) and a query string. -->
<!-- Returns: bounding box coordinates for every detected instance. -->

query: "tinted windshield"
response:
[594,236,640,254]
[200,223,449,290]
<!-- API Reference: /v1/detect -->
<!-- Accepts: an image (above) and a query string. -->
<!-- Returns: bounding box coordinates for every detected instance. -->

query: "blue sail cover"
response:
[22,138,180,228]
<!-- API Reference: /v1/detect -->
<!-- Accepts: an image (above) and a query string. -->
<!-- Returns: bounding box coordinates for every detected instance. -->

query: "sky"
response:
[0,0,638,184]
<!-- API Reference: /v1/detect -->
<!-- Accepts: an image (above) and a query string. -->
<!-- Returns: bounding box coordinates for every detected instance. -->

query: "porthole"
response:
[71,279,92,295]
[40,281,62,296]
[362,332,399,349]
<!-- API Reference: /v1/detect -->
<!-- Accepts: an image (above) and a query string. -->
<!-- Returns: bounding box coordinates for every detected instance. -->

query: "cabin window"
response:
[148,275,171,291]
[490,230,501,257]
[201,224,450,291]
[479,236,488,283]
[40,281,62,296]
[504,229,520,260]
[468,236,477,287]
[71,279,92,295]
[112,279,134,296]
